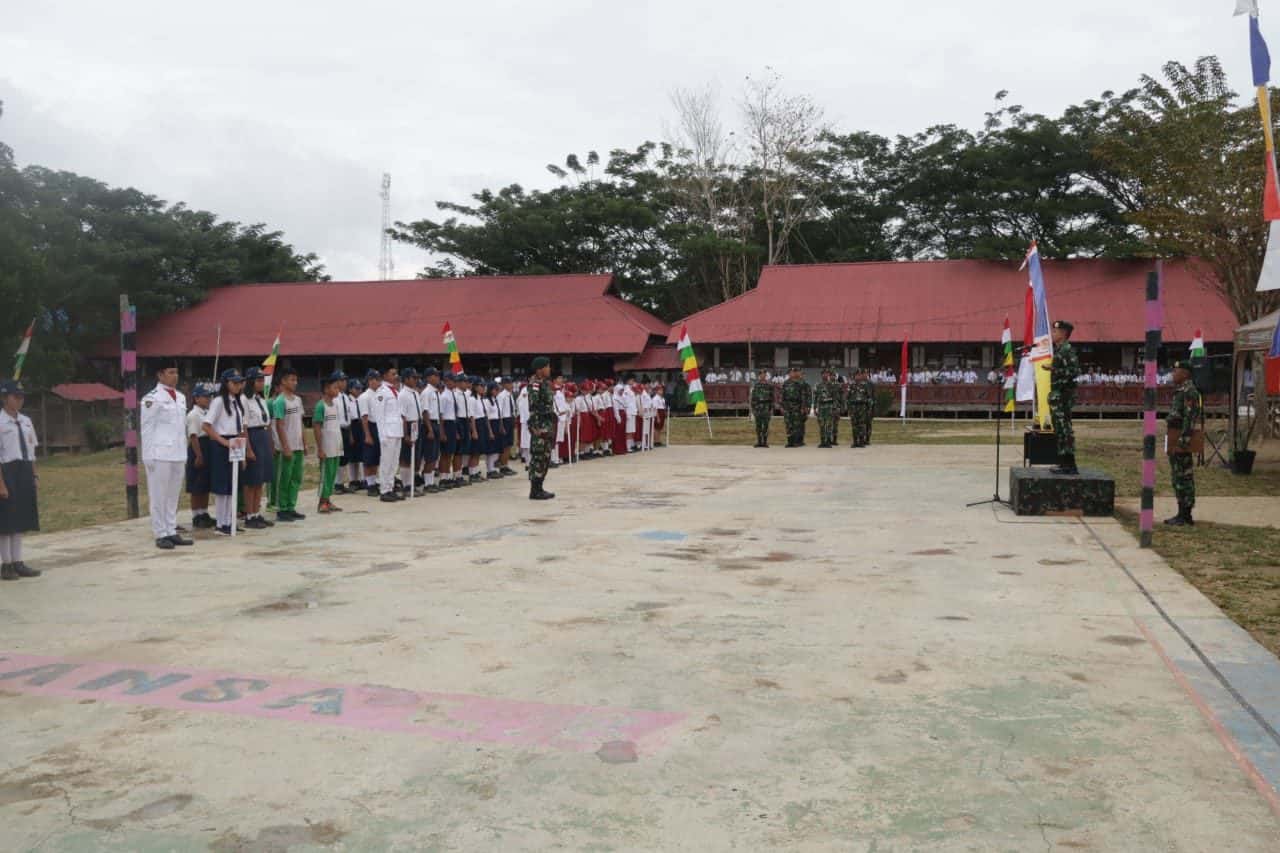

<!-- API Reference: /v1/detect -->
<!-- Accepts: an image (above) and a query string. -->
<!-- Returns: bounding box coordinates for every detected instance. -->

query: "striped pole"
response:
[120,295,140,519]
[1140,264,1162,548]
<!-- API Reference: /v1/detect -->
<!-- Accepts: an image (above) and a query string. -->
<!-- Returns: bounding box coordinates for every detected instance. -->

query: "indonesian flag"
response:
[261,329,282,394]
[1189,329,1206,361]
[12,318,34,382]
[1002,317,1015,413]
[442,322,463,375]
[677,324,708,416]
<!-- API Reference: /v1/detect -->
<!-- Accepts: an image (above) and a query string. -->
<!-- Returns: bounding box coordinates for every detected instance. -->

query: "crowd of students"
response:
[173,366,668,538]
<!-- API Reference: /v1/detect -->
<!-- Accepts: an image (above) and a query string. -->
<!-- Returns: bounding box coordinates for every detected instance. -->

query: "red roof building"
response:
[668,259,1237,372]
[134,274,669,379]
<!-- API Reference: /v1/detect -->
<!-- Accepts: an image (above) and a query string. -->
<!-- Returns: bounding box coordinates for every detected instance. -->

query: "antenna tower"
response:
[378,172,394,280]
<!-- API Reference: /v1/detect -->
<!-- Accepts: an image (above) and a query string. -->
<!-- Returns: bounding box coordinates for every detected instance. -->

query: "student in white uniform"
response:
[438,372,458,489]
[653,384,668,447]
[185,382,214,529]
[312,371,346,513]
[517,381,531,465]
[357,370,382,495]
[465,376,486,483]
[140,362,194,550]
[639,384,654,450]
[334,375,356,494]
[375,366,405,502]
[623,381,639,452]
[398,368,423,496]
[497,376,516,475]
[553,380,570,465]
[419,368,443,493]
[202,369,247,535]
[0,381,41,580]
[240,366,274,529]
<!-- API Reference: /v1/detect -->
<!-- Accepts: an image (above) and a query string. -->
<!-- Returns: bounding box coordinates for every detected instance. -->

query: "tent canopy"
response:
[1235,309,1279,353]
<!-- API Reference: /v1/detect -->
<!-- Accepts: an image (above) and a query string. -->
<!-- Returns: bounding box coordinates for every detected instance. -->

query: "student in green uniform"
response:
[313,371,345,514]
[270,367,307,522]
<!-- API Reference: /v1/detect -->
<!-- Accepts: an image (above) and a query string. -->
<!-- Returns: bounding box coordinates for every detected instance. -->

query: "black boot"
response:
[1165,502,1189,526]
[1051,454,1078,476]
[1183,505,1194,526]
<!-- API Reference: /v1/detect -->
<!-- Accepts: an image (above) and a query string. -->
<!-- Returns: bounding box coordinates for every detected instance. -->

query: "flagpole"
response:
[212,324,223,381]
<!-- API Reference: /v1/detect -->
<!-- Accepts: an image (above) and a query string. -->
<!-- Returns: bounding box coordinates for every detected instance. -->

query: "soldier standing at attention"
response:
[1165,360,1203,527]
[140,362,194,550]
[1042,320,1080,475]
[750,368,774,448]
[527,357,556,500]
[814,368,842,448]
[847,367,875,448]
[781,366,811,448]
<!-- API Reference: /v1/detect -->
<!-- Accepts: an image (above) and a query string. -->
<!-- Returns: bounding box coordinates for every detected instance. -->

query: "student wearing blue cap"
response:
[202,369,247,535]
[0,380,41,579]
[185,382,214,529]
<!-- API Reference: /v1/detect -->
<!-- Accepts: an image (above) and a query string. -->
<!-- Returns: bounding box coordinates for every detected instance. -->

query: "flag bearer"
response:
[313,371,346,513]
[202,370,247,536]
[270,367,307,522]
[141,362,194,550]
[186,382,215,529]
[0,381,41,579]
[358,369,383,495]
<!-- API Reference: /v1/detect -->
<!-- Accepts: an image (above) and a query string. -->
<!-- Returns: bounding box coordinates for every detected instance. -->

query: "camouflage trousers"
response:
[528,431,551,481]
[1169,451,1195,508]
[1050,395,1074,455]
[817,409,839,445]
[752,409,772,445]
[850,406,872,445]
[784,410,806,445]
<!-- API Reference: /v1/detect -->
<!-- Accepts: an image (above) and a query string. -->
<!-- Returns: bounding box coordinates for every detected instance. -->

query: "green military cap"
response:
[531,356,550,370]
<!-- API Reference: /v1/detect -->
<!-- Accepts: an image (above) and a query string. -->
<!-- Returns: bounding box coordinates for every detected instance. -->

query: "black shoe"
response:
[156,537,176,550]
[500,467,516,475]
[366,486,380,497]
[753,443,765,448]
[380,493,398,503]
[13,562,40,578]
[333,484,348,495]
[275,512,296,522]
[168,535,194,546]
[245,517,269,530]
[487,472,500,480]
[260,516,276,527]
[1164,514,1188,527]
[290,510,307,520]
[459,477,472,486]
[1,563,17,581]
[216,525,244,535]
[192,514,216,529]
[426,484,441,494]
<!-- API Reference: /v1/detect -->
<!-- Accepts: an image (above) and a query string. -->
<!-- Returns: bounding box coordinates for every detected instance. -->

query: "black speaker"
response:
[1192,356,1232,394]
[1023,429,1058,466]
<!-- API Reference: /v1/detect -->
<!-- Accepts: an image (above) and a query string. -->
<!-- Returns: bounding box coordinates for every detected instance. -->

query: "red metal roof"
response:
[136,275,668,358]
[614,342,680,372]
[51,383,123,403]
[668,259,1238,345]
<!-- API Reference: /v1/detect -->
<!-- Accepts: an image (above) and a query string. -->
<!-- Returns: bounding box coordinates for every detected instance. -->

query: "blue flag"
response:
[1252,16,1271,87]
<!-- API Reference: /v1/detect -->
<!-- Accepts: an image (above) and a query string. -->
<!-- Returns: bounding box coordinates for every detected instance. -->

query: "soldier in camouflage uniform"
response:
[781,367,812,447]
[1165,360,1203,527]
[1041,320,1080,475]
[749,368,774,448]
[814,368,843,447]
[526,356,556,500]
[846,367,875,447]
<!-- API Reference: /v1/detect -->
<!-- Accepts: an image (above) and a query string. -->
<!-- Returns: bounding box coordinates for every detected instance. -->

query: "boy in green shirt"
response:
[270,367,307,522]
[314,372,345,514]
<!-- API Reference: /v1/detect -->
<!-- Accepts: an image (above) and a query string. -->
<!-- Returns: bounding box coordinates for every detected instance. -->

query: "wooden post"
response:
[120,295,140,519]
[1140,265,1162,548]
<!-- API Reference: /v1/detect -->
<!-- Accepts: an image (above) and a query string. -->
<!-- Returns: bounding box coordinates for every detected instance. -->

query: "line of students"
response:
[180,367,669,534]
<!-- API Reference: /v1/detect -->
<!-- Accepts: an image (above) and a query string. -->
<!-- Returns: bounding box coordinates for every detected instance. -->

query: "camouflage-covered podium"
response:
[1009,467,1114,516]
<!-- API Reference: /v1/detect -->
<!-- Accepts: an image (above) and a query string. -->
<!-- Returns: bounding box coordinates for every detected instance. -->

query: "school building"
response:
[130,274,673,393]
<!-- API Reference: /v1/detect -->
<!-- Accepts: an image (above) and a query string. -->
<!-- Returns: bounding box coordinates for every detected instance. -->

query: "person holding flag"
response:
[1041,320,1081,475]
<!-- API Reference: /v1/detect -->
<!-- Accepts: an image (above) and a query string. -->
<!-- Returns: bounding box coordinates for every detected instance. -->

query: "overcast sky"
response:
[0,1,1257,281]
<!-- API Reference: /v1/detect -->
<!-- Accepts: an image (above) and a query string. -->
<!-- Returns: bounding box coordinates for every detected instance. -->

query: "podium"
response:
[1023,429,1057,466]
[1010,467,1115,517]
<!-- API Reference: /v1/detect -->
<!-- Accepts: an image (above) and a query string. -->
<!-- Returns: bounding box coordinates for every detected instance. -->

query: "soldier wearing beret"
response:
[1165,360,1203,526]
[1042,320,1081,475]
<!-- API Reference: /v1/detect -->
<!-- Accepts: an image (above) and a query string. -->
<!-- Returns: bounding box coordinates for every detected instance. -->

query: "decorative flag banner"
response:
[1259,222,1280,291]
[261,329,282,395]
[1252,8,1280,290]
[1019,242,1054,427]
[12,318,34,381]
[899,337,909,419]
[442,322,464,375]
[1266,312,1280,395]
[1001,317,1015,413]
[1189,329,1206,361]
[676,324,708,416]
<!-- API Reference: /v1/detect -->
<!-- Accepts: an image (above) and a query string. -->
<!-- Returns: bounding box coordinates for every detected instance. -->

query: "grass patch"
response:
[1114,508,1280,658]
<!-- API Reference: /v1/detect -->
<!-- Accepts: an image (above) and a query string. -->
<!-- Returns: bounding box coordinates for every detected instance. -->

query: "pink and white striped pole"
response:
[120,295,140,519]
[1140,264,1163,548]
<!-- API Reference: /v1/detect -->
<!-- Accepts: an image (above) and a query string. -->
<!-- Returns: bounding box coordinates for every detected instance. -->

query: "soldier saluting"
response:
[750,368,774,448]
[1165,360,1202,527]
[1041,320,1080,475]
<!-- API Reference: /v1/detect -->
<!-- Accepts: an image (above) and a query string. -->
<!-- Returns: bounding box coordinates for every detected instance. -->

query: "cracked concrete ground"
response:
[1,445,1278,851]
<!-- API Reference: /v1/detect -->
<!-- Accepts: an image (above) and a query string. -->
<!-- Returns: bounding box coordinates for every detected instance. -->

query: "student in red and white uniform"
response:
[573,380,594,458]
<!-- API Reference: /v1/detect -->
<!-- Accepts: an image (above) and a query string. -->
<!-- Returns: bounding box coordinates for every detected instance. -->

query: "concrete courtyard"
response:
[3,444,1280,851]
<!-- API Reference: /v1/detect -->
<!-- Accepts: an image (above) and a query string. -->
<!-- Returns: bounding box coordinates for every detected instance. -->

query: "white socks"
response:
[214,495,233,528]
